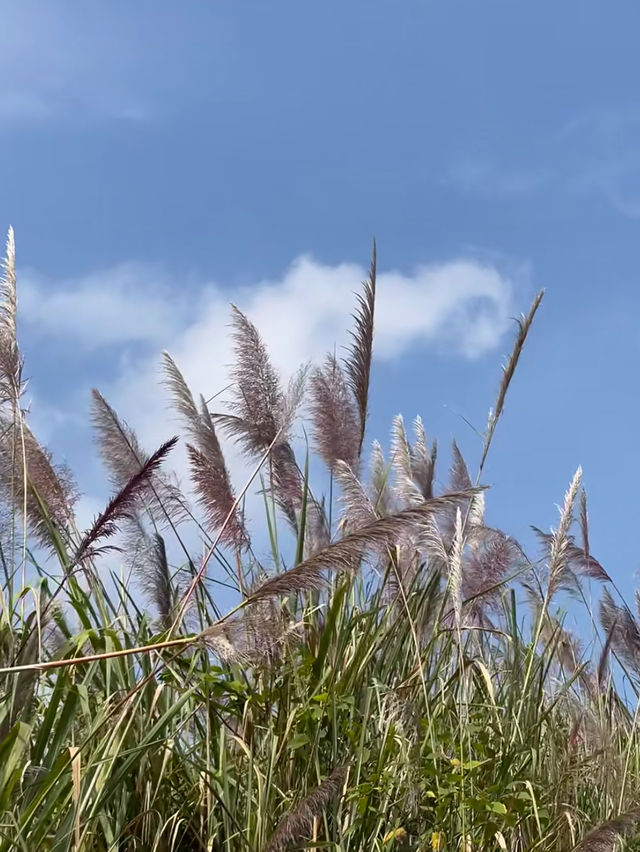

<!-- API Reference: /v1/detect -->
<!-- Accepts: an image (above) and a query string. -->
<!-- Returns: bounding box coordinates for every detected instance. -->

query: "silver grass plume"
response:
[344,240,376,456]
[217,307,305,527]
[186,443,249,549]
[597,617,616,691]
[461,526,524,624]
[201,599,301,666]
[547,467,583,599]
[333,459,377,576]
[162,352,223,459]
[334,459,377,531]
[246,488,484,603]
[272,440,304,531]
[572,810,640,851]
[384,416,438,595]
[0,418,76,548]
[0,227,23,405]
[281,365,308,442]
[140,531,173,625]
[304,496,331,558]
[579,488,590,560]
[73,437,178,567]
[479,289,544,472]
[411,415,437,500]
[531,524,610,594]
[126,520,174,624]
[162,352,248,548]
[91,389,154,486]
[468,490,485,527]
[390,415,437,507]
[264,766,348,852]
[390,414,414,504]
[600,588,640,679]
[370,439,393,516]
[218,306,293,455]
[449,507,464,631]
[437,441,483,543]
[450,440,472,492]
[309,354,360,471]
[533,467,610,601]
[421,518,449,576]
[90,389,186,526]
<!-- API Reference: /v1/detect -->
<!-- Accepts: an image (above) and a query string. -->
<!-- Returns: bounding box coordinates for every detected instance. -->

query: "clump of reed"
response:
[0,230,639,851]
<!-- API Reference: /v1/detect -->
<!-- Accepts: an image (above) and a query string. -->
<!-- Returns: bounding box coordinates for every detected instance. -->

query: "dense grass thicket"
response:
[1,230,640,851]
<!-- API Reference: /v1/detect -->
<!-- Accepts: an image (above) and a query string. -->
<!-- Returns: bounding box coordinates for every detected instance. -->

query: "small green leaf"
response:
[462,759,486,770]
[288,733,310,750]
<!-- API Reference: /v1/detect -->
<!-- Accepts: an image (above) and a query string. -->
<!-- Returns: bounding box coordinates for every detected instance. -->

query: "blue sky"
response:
[2,1,640,604]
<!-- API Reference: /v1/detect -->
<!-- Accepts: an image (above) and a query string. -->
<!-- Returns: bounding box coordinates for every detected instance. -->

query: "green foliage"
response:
[3,524,640,851]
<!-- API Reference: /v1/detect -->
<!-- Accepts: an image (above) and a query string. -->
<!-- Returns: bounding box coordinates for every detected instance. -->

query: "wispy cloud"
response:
[445,104,640,218]
[444,160,550,198]
[20,264,193,347]
[0,4,153,125]
[19,254,515,362]
[18,250,517,447]
[559,105,640,218]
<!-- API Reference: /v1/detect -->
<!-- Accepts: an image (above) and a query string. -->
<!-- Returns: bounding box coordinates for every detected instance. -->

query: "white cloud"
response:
[20,253,515,363]
[20,252,516,450]
[17,252,519,543]
[20,264,193,347]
